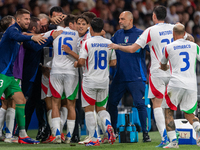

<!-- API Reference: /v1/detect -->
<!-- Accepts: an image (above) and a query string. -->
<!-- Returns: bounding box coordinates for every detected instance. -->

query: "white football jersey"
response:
[161,39,200,91]
[79,36,116,89]
[136,23,175,77]
[50,26,79,75]
[77,29,91,54]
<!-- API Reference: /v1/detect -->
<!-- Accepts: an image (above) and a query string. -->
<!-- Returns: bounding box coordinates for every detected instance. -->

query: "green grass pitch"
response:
[0,130,199,150]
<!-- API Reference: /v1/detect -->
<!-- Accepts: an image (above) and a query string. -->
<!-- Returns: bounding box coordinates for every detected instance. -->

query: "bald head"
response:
[119,11,133,30]
[173,23,185,36]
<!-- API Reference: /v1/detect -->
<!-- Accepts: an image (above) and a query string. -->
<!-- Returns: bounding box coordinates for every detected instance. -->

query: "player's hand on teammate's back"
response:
[32,34,47,45]
[108,43,119,50]
[74,61,78,68]
[52,30,63,39]
[62,44,71,53]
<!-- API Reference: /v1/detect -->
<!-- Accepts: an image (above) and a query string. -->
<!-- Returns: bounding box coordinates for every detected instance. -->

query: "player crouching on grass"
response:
[74,17,117,146]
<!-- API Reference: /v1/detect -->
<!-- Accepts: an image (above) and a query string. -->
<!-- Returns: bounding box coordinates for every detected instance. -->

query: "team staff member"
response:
[0,9,46,144]
[107,11,151,142]
[108,6,194,147]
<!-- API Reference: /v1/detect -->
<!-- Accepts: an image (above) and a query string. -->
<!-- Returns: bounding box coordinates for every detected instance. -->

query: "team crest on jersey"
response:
[124,36,129,43]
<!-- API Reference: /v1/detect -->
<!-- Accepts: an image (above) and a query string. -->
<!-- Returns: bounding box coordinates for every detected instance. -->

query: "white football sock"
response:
[47,109,52,129]
[167,130,176,142]
[85,111,98,141]
[66,119,75,139]
[192,121,200,132]
[5,108,15,138]
[0,107,6,136]
[98,110,111,133]
[51,117,61,136]
[60,107,68,133]
[154,107,166,141]
[19,129,28,138]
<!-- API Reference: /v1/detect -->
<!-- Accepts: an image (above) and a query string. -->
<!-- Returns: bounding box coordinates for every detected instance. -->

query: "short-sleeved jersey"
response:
[79,36,116,89]
[161,39,200,91]
[136,23,175,77]
[77,29,91,54]
[50,26,79,75]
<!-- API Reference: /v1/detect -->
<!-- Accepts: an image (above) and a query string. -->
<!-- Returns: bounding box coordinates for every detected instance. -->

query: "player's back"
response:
[82,36,115,88]
[51,26,79,75]
[165,39,199,90]
[137,23,174,76]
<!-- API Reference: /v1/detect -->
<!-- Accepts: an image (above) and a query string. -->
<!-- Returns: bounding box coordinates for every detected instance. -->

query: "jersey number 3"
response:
[94,50,107,70]
[179,52,190,71]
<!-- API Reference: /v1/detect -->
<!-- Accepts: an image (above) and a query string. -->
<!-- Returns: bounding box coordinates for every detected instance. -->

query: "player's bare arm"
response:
[74,58,85,68]
[108,43,141,53]
[62,45,79,60]
[52,30,63,39]
[31,34,47,45]
[109,59,117,67]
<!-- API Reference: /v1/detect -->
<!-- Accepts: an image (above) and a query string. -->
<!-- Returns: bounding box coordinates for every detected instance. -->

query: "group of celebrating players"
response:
[0,3,200,149]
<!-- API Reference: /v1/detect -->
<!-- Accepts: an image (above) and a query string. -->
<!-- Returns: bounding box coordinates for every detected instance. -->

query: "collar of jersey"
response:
[15,22,23,31]
[57,26,65,30]
[81,29,89,38]
[124,26,136,33]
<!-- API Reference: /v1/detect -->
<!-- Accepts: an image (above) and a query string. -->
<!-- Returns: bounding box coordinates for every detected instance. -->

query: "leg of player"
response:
[12,92,40,144]
[42,96,56,144]
[60,98,68,143]
[4,99,18,143]
[184,113,200,146]
[51,96,61,143]
[152,97,168,147]
[85,105,100,146]
[65,99,76,144]
[0,99,7,141]
[96,106,116,145]
[163,108,179,149]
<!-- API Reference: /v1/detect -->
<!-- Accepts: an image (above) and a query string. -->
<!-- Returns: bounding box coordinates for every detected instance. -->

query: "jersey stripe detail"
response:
[165,47,168,59]
[50,30,54,36]
[149,74,163,99]
[197,45,199,55]
[152,46,159,62]
[146,29,151,44]
[49,77,61,98]
[81,86,96,105]
[85,42,88,53]
[165,86,177,111]
[41,82,48,95]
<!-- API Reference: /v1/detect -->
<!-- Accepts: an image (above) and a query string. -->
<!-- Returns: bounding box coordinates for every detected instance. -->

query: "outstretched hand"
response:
[52,30,63,39]
[62,44,71,53]
[108,43,119,50]
[32,34,47,45]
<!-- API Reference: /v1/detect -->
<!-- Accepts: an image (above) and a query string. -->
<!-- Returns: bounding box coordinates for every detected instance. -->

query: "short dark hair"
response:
[75,14,89,24]
[91,17,104,33]
[64,14,76,26]
[82,12,96,23]
[15,9,30,19]
[153,5,167,21]
[0,15,15,31]
[49,6,63,17]
[28,16,40,31]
